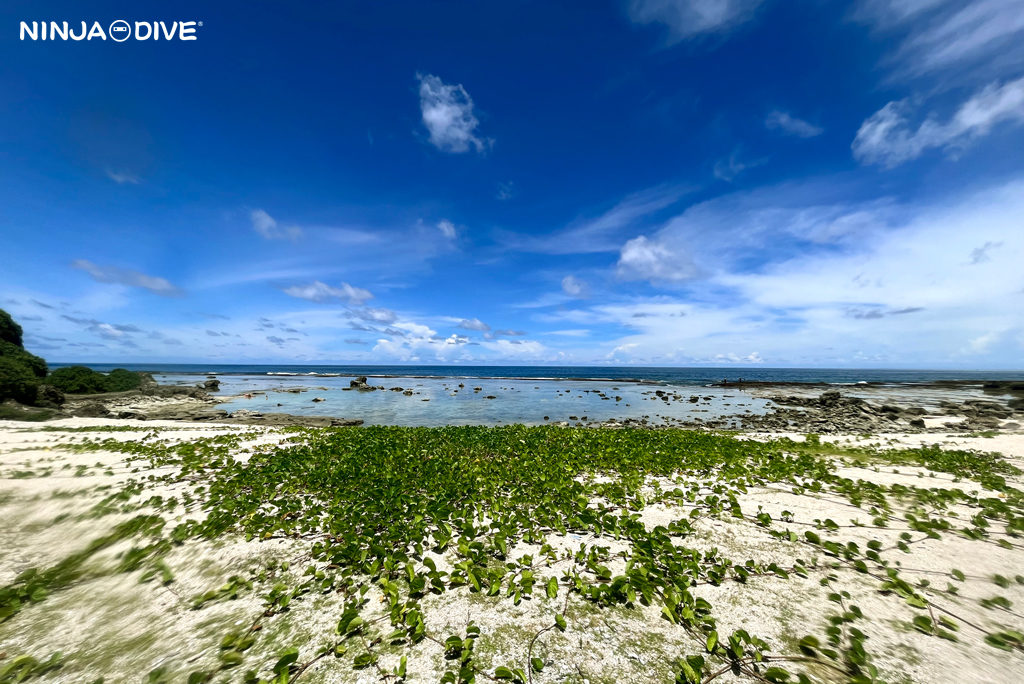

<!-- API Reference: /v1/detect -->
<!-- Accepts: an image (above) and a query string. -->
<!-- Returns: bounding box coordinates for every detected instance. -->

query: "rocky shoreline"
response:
[5,372,1023,434]
[24,374,365,428]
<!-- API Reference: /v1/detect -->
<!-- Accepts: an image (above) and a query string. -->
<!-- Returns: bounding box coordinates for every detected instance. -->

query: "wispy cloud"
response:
[496,182,515,200]
[713,149,767,182]
[852,76,1024,167]
[628,0,763,42]
[251,209,303,240]
[854,0,1024,82]
[61,315,142,340]
[437,219,457,239]
[282,281,373,304]
[457,318,490,332]
[616,235,700,283]
[106,169,141,184]
[417,73,489,153]
[501,184,691,254]
[72,259,183,297]
[346,307,398,324]
[765,110,823,138]
[561,275,590,298]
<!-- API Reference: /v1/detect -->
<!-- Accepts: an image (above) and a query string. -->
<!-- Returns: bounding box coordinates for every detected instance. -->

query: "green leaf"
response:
[353,653,377,668]
[531,657,544,672]
[273,648,299,674]
[912,615,934,634]
[494,666,514,679]
[554,614,567,632]
[705,631,718,653]
[546,576,558,599]
[797,635,819,656]
[764,667,791,683]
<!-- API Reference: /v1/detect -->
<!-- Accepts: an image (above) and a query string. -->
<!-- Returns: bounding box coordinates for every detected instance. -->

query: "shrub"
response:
[0,340,47,378]
[47,366,108,394]
[104,368,142,392]
[0,309,23,347]
[0,357,38,404]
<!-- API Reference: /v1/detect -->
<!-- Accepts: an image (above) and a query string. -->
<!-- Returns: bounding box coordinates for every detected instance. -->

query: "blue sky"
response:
[1,0,1022,368]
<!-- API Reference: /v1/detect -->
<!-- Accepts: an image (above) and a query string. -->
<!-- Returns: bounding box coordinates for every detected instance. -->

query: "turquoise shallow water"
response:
[155,372,773,427]
[51,364,1023,427]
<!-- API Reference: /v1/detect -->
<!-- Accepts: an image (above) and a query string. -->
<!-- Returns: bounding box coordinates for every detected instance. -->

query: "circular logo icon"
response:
[109,20,131,42]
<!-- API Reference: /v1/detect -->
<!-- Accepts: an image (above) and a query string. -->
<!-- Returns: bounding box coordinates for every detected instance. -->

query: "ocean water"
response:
[51,364,1024,385]
[51,364,1024,427]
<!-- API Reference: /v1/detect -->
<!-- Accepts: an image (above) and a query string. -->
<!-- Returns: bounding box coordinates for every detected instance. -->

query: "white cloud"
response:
[502,184,690,254]
[561,275,589,298]
[437,219,457,239]
[628,0,762,42]
[71,260,182,297]
[106,169,140,184]
[417,73,489,153]
[496,182,515,200]
[251,209,303,240]
[346,307,397,324]
[855,0,1024,81]
[616,236,699,283]
[543,177,1024,366]
[968,330,1003,353]
[479,339,547,357]
[545,329,590,337]
[282,281,373,304]
[457,318,490,332]
[713,150,766,182]
[853,76,1024,167]
[765,110,823,138]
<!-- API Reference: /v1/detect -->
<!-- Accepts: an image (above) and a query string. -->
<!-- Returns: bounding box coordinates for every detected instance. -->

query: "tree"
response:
[46,366,109,394]
[104,368,142,392]
[0,308,48,404]
[0,309,24,347]
[0,340,47,378]
[0,357,38,404]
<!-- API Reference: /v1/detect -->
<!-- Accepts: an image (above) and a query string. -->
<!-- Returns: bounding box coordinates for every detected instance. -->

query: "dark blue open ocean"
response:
[52,364,1024,385]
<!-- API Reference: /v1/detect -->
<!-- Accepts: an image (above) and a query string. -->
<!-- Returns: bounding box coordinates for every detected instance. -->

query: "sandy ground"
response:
[1,418,1023,683]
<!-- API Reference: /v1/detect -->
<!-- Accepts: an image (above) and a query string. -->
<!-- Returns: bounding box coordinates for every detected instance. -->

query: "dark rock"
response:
[35,384,65,409]
[909,418,926,428]
[203,379,220,391]
[819,390,842,405]
[70,401,110,418]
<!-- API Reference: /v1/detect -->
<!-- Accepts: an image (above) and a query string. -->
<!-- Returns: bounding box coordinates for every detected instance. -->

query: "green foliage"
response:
[0,308,24,347]
[46,366,143,394]
[12,424,1024,681]
[0,357,39,404]
[46,366,109,394]
[0,651,63,681]
[103,368,143,392]
[0,341,47,379]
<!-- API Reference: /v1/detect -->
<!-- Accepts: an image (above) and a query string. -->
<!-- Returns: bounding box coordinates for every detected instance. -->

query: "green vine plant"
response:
[0,425,1021,682]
